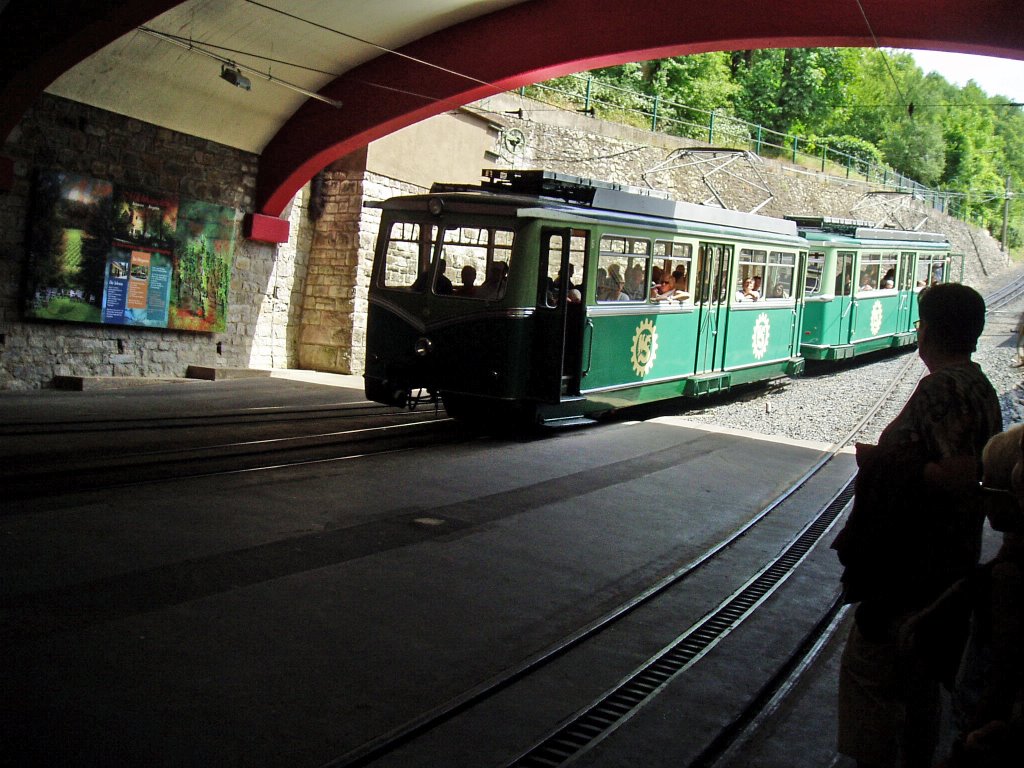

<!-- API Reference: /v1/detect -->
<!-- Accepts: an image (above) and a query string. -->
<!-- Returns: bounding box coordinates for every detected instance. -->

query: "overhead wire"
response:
[853,0,912,112]
[138,26,344,107]
[243,0,500,90]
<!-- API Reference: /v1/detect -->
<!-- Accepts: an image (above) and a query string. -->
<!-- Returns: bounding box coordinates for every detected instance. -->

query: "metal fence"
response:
[518,74,983,223]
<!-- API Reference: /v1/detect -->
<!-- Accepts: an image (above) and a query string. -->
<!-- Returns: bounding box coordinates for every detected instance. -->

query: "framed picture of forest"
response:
[24,170,237,333]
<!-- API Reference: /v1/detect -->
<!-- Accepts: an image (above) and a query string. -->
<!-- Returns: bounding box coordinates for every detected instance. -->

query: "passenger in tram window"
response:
[671,269,690,300]
[435,260,454,294]
[883,268,896,287]
[674,264,689,288]
[751,274,763,299]
[832,283,1002,768]
[625,264,645,299]
[859,272,875,291]
[607,264,632,300]
[480,262,508,300]
[770,282,789,299]
[552,264,576,293]
[651,265,664,291]
[456,265,477,296]
[735,277,755,302]
[595,267,609,301]
[651,272,679,301]
[411,268,430,292]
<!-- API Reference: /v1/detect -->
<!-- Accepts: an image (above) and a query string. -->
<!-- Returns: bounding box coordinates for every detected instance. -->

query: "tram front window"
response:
[379,221,438,290]
[440,226,514,299]
[378,220,514,299]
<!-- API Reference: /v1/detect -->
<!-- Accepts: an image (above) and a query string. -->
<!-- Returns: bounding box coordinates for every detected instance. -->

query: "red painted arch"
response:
[256,0,1024,214]
[3,1,1022,218]
[0,1,182,144]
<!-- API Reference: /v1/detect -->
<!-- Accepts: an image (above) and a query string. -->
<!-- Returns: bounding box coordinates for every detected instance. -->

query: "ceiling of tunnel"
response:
[42,0,531,154]
[3,0,1024,215]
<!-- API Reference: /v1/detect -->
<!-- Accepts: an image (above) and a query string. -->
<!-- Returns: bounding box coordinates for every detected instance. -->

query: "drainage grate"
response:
[506,481,855,768]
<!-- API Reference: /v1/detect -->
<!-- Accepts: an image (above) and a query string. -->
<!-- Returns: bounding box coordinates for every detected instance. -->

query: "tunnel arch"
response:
[255,0,1024,215]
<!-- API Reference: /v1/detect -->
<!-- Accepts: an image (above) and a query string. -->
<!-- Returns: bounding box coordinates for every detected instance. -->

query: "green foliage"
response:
[730,49,852,137]
[533,46,1024,247]
[880,120,946,185]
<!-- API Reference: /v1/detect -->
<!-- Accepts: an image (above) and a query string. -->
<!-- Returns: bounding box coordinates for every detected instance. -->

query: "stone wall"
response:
[473,92,1011,288]
[301,93,1011,380]
[298,156,427,376]
[0,94,301,389]
[0,91,1013,389]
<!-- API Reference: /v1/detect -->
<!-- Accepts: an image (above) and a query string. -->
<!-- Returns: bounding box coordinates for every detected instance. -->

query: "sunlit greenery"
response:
[529,48,1024,250]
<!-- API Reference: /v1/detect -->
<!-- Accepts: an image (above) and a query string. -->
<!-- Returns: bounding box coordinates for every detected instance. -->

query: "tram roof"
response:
[787,215,949,247]
[373,168,801,240]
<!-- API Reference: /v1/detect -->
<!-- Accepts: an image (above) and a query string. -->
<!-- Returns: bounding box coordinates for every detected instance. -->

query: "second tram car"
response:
[364,169,808,424]
[790,216,951,361]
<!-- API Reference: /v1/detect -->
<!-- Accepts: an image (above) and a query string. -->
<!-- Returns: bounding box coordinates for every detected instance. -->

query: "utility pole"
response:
[1002,174,1011,254]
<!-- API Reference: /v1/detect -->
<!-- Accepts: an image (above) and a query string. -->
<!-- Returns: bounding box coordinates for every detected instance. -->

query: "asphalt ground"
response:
[1,372,861,767]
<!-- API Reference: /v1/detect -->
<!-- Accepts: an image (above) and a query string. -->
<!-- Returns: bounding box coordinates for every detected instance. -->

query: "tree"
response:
[880,119,946,185]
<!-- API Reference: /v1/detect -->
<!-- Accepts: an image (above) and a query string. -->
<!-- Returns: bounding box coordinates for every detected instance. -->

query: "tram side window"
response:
[835,252,854,296]
[805,252,824,296]
[765,251,797,299]
[597,235,650,302]
[737,248,768,301]
[652,240,692,302]
[543,231,588,307]
[857,251,897,292]
[379,221,438,290]
[915,255,947,288]
[439,226,515,299]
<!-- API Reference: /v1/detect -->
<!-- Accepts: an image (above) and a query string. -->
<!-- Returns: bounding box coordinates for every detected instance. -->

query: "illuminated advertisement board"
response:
[24,171,237,333]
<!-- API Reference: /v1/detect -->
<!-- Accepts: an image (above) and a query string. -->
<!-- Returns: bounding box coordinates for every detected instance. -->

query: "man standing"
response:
[834,283,1003,768]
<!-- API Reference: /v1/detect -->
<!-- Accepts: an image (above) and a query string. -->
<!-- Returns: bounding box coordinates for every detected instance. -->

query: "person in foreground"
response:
[832,283,1003,768]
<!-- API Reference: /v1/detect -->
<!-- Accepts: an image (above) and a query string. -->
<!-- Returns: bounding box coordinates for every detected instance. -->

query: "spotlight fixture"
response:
[220,64,251,91]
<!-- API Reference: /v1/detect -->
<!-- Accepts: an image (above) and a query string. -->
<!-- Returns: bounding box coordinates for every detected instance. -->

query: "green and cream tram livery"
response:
[791,217,951,361]
[365,169,807,425]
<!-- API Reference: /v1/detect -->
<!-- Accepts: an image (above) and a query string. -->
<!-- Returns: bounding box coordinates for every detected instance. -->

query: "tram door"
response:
[834,251,855,344]
[529,227,587,401]
[896,252,915,330]
[694,243,732,373]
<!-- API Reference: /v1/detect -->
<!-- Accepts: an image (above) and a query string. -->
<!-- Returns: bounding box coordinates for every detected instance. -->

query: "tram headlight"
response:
[427,197,444,216]
[414,337,433,357]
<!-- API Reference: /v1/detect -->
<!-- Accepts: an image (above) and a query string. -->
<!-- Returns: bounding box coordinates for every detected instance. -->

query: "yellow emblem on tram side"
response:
[631,318,659,376]
[870,300,884,335]
[752,312,771,360]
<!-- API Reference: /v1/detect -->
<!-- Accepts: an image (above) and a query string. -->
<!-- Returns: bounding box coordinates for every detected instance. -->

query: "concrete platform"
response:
[0,376,856,767]
[47,367,365,391]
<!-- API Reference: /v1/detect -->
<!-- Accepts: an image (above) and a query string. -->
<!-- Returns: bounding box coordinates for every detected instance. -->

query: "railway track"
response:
[4,278,1019,766]
[318,338,932,767]
[0,401,457,500]
[317,276,1024,768]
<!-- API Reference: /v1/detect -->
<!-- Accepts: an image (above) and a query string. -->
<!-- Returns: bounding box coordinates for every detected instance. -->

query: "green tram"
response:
[790,217,951,361]
[364,169,807,425]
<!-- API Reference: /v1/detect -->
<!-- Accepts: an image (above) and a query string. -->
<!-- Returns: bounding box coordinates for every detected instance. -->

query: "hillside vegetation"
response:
[530,49,1024,250]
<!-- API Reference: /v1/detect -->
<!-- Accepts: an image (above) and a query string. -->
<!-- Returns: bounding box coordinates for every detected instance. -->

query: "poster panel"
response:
[25,170,236,333]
